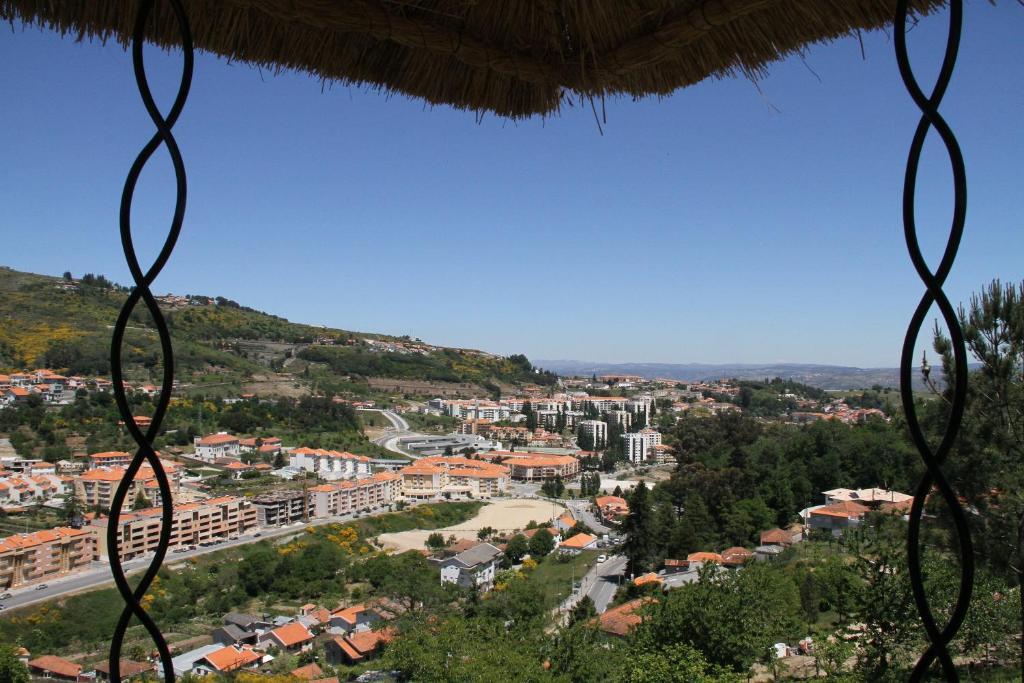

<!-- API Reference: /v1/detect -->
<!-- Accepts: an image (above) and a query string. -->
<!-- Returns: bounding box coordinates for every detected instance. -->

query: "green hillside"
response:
[0,265,554,395]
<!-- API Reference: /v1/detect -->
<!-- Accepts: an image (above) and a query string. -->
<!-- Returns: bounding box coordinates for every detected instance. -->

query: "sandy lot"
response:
[378,498,567,552]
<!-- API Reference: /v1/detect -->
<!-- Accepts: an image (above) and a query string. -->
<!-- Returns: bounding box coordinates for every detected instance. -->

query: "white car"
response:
[597,554,607,563]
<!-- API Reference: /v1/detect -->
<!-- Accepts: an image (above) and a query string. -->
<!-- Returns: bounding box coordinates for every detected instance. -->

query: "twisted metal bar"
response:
[107,1,192,682]
[895,1,974,680]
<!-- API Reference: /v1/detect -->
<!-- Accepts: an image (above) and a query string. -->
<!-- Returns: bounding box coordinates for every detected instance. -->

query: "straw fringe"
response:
[0,0,946,118]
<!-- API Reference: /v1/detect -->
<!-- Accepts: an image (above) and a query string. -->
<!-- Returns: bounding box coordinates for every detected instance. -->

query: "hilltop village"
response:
[0,363,943,682]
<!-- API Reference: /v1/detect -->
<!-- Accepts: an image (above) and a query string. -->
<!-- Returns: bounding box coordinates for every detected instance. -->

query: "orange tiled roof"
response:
[0,527,90,553]
[198,433,239,446]
[28,655,82,678]
[269,622,313,647]
[810,501,871,519]
[332,604,367,624]
[633,572,663,587]
[597,598,656,637]
[687,551,724,563]
[203,645,261,672]
[291,663,324,679]
[347,628,395,654]
[559,533,597,549]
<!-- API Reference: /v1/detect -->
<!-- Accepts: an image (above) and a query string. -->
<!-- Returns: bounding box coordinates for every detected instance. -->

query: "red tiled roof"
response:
[28,655,82,678]
[347,628,395,655]
[290,663,324,679]
[202,646,261,672]
[597,598,656,637]
[268,622,313,647]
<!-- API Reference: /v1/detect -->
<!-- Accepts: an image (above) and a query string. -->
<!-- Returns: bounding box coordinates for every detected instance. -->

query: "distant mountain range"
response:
[534,360,940,391]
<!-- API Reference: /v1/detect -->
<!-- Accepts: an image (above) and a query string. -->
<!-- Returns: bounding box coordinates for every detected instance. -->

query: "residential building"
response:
[289,447,372,480]
[594,495,628,521]
[325,629,395,665]
[192,646,262,676]
[238,436,282,454]
[484,452,580,481]
[89,496,258,562]
[760,527,803,546]
[86,451,134,469]
[822,487,913,508]
[721,546,754,566]
[28,655,83,681]
[687,551,724,568]
[259,622,314,652]
[578,419,608,448]
[307,472,402,517]
[193,432,241,462]
[435,542,503,591]
[597,598,656,638]
[0,527,93,589]
[622,428,662,465]
[74,461,181,510]
[807,501,870,536]
[0,473,67,509]
[558,532,598,554]
[397,456,509,499]
[605,409,632,429]
[252,490,309,526]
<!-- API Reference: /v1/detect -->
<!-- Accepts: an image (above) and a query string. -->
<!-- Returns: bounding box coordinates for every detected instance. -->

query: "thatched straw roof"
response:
[2,0,944,118]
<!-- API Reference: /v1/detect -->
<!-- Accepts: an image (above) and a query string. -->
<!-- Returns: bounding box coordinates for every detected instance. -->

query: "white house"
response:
[437,542,503,591]
[194,433,241,462]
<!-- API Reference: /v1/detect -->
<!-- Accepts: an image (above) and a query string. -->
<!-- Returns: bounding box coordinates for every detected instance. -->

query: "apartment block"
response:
[397,457,508,500]
[289,447,372,481]
[578,420,608,448]
[308,472,402,517]
[75,461,181,511]
[0,527,93,589]
[251,491,310,526]
[89,496,258,562]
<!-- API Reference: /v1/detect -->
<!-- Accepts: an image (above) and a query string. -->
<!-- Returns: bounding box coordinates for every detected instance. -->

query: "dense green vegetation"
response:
[0,391,397,460]
[0,265,553,391]
[298,345,556,386]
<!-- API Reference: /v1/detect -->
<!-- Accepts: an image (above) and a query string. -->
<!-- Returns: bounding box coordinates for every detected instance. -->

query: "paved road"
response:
[0,506,391,613]
[588,553,627,613]
[553,552,626,624]
[564,498,612,534]
[361,408,424,458]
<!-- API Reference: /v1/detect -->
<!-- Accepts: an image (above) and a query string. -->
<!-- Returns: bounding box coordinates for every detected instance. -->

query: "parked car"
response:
[597,554,608,563]
[0,592,11,599]
[36,584,48,590]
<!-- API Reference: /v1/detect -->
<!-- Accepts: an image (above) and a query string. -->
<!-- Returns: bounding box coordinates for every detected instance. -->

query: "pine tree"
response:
[621,481,655,575]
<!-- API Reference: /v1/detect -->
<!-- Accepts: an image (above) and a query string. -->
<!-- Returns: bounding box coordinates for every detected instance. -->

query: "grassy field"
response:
[401,411,459,434]
[353,501,484,538]
[528,550,600,610]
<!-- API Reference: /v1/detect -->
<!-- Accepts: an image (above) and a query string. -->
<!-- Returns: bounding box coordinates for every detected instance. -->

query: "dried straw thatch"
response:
[2,0,944,118]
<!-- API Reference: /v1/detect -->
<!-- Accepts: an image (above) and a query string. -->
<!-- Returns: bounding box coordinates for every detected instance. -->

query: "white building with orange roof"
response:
[486,451,580,481]
[288,447,372,481]
[397,456,509,499]
[86,451,134,469]
[0,473,68,508]
[193,432,241,462]
[259,622,314,652]
[0,526,93,589]
[89,495,257,562]
[74,460,181,510]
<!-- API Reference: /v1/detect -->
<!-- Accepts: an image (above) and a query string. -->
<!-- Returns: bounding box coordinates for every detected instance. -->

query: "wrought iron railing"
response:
[93,1,983,681]
[106,1,192,681]
[894,0,974,680]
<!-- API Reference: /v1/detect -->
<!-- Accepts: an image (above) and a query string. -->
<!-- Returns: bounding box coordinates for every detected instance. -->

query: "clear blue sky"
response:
[0,6,1021,368]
